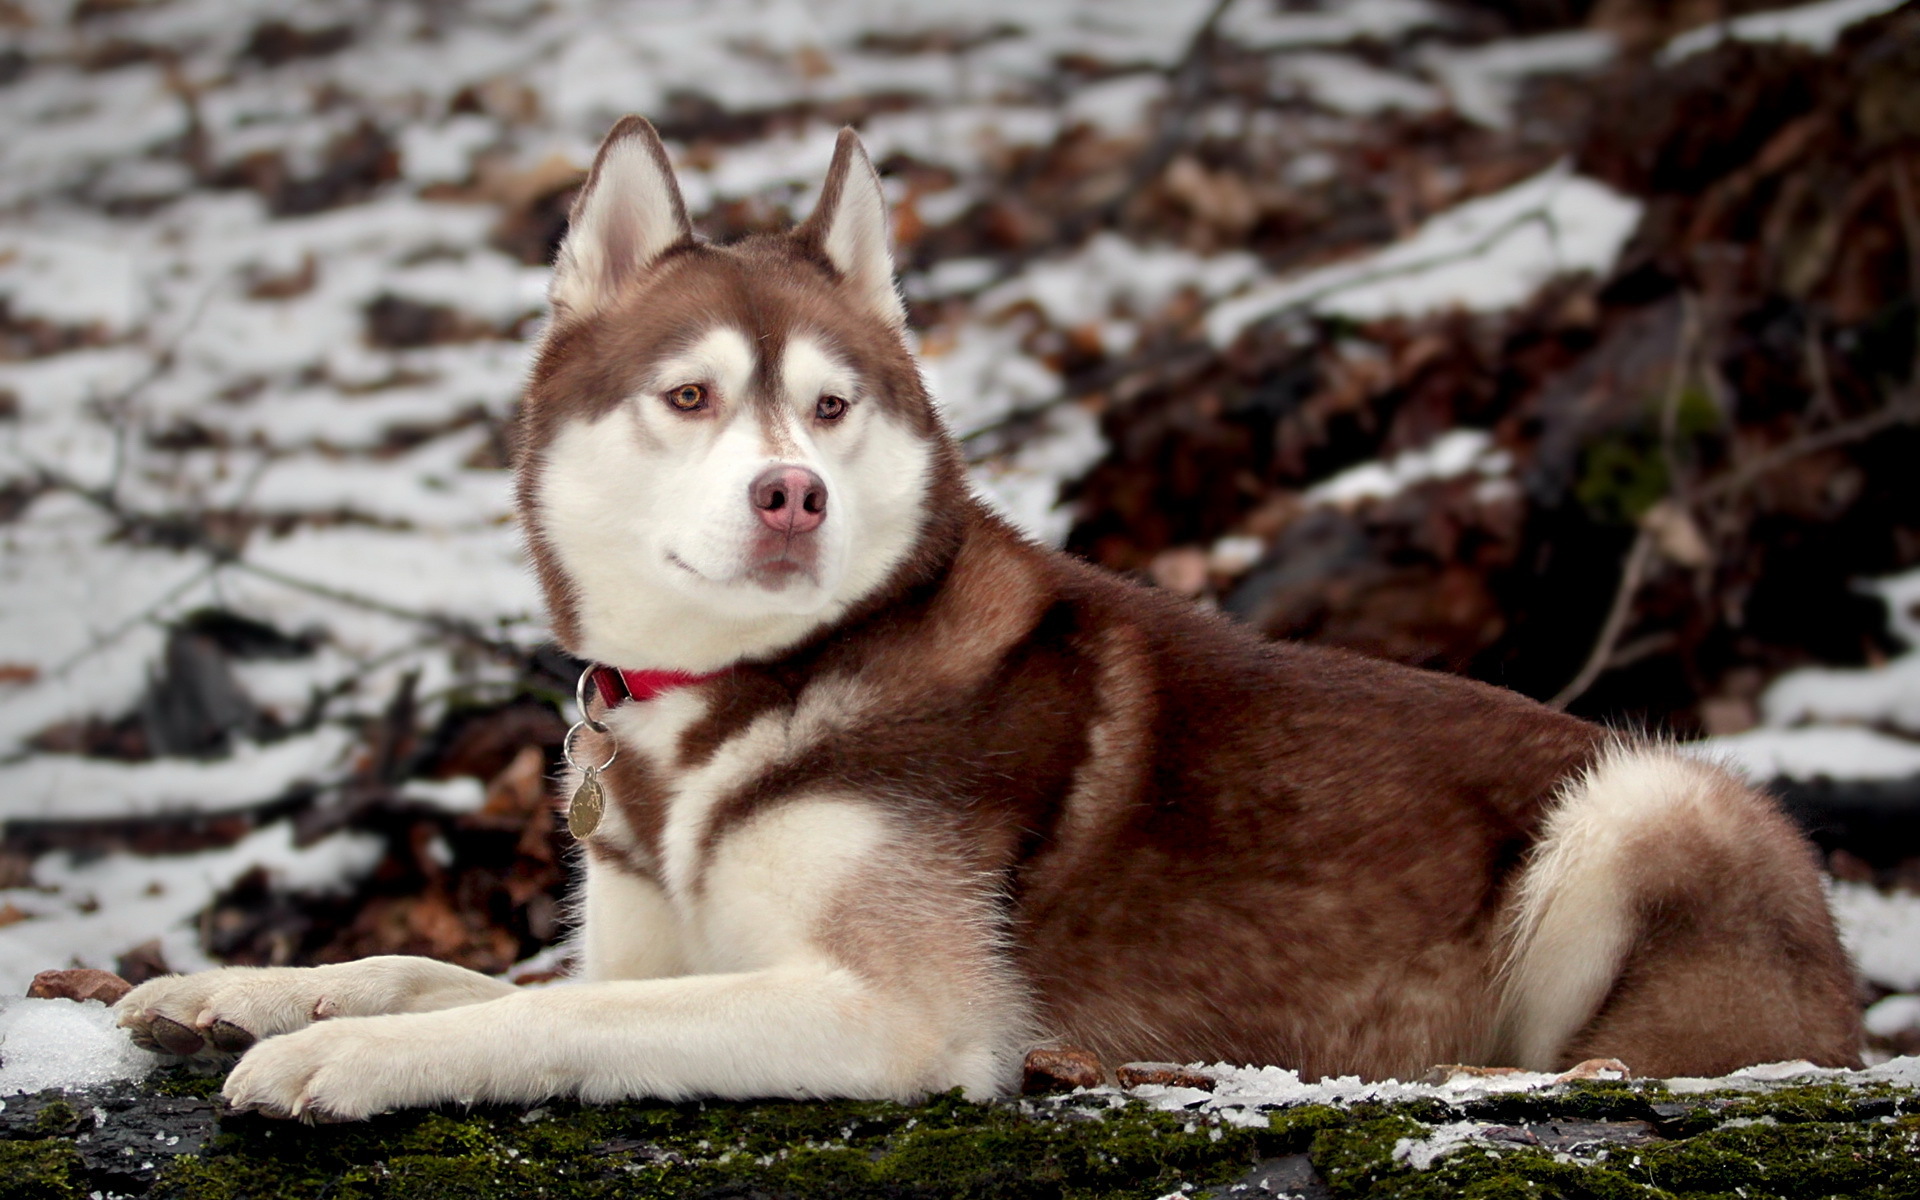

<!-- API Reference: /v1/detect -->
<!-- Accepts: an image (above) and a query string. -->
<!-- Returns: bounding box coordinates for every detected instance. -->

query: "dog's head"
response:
[514,117,962,672]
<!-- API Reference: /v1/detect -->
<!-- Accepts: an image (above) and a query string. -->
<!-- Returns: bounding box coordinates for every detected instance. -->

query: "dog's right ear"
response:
[550,116,692,320]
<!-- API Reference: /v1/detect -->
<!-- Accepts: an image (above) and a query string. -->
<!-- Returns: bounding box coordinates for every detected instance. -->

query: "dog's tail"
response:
[1493,742,1861,1075]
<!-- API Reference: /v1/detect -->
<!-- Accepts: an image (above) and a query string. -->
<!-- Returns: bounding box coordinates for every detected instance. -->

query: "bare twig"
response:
[1658,291,1700,503]
[1549,528,1657,711]
[1697,387,1920,504]
[1892,153,1920,381]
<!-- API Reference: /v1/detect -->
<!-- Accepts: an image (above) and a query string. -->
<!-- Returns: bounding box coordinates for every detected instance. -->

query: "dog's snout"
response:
[750,465,828,534]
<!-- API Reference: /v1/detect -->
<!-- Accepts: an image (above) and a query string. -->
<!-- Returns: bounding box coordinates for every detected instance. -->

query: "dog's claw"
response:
[146,1014,205,1056]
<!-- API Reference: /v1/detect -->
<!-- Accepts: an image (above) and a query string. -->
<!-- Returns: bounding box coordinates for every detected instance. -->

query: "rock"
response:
[1116,1062,1216,1090]
[28,968,133,1006]
[1021,1047,1103,1093]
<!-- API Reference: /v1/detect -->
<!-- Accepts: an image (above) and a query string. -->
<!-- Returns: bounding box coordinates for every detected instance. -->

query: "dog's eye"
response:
[815,395,848,421]
[665,384,707,412]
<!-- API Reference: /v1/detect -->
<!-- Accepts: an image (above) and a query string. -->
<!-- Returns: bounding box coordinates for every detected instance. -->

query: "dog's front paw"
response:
[117,971,265,1059]
[223,1016,445,1121]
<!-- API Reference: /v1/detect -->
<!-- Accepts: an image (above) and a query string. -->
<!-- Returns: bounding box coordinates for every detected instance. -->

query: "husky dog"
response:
[117,117,1862,1120]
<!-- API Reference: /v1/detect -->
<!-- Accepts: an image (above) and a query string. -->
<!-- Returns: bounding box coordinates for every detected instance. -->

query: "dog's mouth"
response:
[665,549,821,592]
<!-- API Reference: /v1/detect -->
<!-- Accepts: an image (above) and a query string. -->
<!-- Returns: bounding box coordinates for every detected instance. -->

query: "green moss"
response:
[150,1091,1281,1200]
[0,1138,87,1200]
[148,1067,229,1099]
[1299,1083,1920,1200]
[92,1075,1920,1199]
[30,1098,82,1137]
[1573,387,1723,524]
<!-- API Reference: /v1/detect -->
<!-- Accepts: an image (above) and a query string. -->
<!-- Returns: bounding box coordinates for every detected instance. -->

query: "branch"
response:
[1549,527,1656,711]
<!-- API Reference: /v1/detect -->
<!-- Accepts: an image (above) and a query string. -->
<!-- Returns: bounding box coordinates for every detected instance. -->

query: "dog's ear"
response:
[798,128,906,331]
[550,116,692,320]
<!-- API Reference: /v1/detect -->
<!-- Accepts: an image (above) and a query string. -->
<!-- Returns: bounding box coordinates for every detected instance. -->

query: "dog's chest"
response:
[592,689,795,896]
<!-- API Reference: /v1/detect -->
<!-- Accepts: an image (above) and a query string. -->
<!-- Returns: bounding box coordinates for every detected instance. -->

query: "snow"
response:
[1206,164,1643,345]
[1420,31,1616,128]
[0,997,153,1097]
[1865,994,1920,1039]
[1663,0,1905,62]
[1832,881,1920,993]
[1273,53,1443,119]
[1304,429,1511,507]
[1697,725,1920,783]
[1393,1120,1489,1169]
[0,728,355,822]
[1113,1055,1920,1128]
[1694,566,1920,781]
[0,821,385,997]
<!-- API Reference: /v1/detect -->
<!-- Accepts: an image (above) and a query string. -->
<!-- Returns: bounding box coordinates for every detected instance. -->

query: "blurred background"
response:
[2,0,1918,1059]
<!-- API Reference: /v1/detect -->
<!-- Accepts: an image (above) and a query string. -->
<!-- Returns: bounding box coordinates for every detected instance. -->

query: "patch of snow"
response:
[1305,429,1510,507]
[1393,1120,1488,1169]
[0,728,355,822]
[1662,0,1903,62]
[1206,164,1642,345]
[0,821,385,996]
[1865,994,1920,1038]
[1831,881,1920,993]
[1420,31,1616,128]
[1755,568,1920,734]
[1274,53,1443,118]
[982,233,1261,331]
[1064,74,1168,135]
[1691,725,1920,783]
[0,234,144,332]
[0,997,153,1096]
[970,402,1107,547]
[1117,1056,1920,1124]
[1218,0,1440,51]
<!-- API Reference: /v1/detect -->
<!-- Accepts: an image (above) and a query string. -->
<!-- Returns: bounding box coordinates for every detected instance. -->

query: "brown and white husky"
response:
[118,117,1862,1120]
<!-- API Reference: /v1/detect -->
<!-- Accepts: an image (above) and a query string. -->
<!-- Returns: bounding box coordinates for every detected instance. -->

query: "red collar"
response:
[589,664,727,708]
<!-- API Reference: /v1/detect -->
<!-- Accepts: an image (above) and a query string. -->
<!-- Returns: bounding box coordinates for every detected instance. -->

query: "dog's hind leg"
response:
[1495,745,1862,1077]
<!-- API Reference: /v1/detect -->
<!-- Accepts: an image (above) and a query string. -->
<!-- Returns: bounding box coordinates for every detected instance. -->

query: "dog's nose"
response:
[749,465,828,534]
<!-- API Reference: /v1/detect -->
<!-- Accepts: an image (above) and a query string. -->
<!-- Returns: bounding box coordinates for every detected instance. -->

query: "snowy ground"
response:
[2,0,1918,1080]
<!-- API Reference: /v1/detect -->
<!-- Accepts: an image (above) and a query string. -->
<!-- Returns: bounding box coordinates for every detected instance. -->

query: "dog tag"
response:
[568,774,605,839]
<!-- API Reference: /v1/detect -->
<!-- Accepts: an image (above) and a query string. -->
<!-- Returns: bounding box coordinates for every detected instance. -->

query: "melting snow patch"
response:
[1663,0,1904,62]
[1830,881,1920,993]
[1305,429,1511,507]
[0,728,356,823]
[1421,31,1616,128]
[1865,994,1920,1039]
[1206,164,1642,345]
[0,996,153,1096]
[1693,724,1920,783]
[0,822,384,995]
[1393,1120,1488,1169]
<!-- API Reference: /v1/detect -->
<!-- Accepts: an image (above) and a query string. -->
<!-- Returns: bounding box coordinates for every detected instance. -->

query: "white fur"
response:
[117,958,514,1059]
[1495,744,1731,1069]
[817,142,906,330]
[214,799,1007,1117]
[550,127,688,319]
[576,867,690,983]
[535,325,932,672]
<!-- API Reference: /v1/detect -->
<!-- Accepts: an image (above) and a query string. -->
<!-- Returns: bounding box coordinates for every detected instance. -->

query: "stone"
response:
[26,968,132,1006]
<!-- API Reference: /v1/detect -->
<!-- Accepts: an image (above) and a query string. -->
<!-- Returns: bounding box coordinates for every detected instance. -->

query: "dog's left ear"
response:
[798,129,906,331]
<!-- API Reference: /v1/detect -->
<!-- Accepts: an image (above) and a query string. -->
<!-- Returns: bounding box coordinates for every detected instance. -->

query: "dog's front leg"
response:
[222,963,966,1120]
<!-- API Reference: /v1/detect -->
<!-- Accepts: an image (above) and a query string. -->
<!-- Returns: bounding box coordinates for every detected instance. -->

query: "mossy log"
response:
[1,1067,1916,1199]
